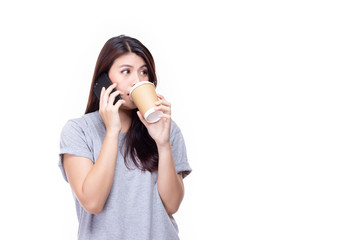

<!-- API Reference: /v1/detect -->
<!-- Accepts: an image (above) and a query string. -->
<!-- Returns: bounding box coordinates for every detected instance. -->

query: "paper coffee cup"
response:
[129,82,163,123]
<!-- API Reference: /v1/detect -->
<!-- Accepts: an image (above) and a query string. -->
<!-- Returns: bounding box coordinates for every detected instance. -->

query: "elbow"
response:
[76,187,105,214]
[161,190,184,215]
[86,205,103,215]
[164,202,181,215]
[81,199,104,215]
[166,206,179,215]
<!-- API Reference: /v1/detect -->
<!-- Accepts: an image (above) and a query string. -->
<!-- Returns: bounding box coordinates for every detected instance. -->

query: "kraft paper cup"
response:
[129,82,163,123]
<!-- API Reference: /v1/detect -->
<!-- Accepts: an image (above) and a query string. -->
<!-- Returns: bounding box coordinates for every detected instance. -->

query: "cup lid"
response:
[129,81,155,102]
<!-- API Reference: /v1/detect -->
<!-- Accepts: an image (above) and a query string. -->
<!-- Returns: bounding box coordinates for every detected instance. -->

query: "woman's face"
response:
[108,53,150,109]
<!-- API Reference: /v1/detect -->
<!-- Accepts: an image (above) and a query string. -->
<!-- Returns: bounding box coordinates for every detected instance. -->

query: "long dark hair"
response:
[85,35,158,172]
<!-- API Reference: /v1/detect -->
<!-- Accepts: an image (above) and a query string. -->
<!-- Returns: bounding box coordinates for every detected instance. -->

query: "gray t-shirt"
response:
[58,111,192,240]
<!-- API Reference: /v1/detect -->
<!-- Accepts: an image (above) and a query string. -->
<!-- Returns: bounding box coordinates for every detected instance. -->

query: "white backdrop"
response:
[0,0,359,239]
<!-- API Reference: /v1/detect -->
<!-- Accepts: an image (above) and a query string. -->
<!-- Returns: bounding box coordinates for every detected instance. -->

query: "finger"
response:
[103,83,117,102]
[114,99,126,109]
[155,105,171,115]
[157,93,164,100]
[156,94,170,105]
[159,113,171,122]
[105,83,117,95]
[101,83,117,108]
[108,90,121,105]
[155,96,171,107]
[99,87,106,109]
[156,99,171,107]
[137,111,148,127]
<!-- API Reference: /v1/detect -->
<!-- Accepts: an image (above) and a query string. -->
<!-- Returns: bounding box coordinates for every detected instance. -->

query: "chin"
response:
[121,102,137,111]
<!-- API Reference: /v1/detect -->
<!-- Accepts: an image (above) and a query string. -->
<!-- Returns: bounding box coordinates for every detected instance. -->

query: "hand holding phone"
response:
[93,72,122,104]
[94,72,124,133]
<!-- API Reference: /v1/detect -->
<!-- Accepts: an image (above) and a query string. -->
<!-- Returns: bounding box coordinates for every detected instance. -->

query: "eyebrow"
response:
[119,64,147,68]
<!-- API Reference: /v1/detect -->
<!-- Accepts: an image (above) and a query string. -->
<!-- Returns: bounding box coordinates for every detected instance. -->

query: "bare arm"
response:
[157,143,184,215]
[63,132,119,214]
[137,94,185,215]
[63,83,125,214]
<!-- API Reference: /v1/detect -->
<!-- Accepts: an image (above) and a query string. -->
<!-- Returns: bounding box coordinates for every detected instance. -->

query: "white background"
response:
[0,0,359,239]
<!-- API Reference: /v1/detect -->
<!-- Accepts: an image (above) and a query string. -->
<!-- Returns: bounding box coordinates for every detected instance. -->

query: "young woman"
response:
[58,35,192,239]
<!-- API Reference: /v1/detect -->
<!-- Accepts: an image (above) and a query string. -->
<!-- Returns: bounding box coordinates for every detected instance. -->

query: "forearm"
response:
[157,142,184,215]
[82,132,119,213]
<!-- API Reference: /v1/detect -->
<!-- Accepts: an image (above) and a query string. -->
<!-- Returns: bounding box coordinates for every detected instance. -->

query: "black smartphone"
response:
[93,72,122,103]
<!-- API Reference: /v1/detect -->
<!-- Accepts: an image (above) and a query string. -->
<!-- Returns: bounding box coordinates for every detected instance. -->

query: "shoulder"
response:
[81,111,103,128]
[62,111,103,134]
[170,119,186,143]
[170,119,182,135]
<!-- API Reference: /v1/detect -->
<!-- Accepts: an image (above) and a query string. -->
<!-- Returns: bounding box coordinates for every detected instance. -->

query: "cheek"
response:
[109,71,126,88]
[111,76,128,91]
[115,81,127,91]
[143,74,150,81]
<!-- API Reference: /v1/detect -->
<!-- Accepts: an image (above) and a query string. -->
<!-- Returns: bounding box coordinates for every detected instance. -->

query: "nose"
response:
[131,73,141,87]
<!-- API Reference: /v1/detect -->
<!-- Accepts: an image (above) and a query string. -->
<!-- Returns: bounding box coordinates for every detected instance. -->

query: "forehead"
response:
[113,53,146,67]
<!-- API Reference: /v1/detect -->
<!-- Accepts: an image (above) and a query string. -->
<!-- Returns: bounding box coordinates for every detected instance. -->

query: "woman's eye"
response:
[141,70,148,75]
[121,70,130,74]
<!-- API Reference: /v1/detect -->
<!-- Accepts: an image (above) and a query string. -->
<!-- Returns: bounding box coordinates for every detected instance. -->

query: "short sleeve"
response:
[58,119,94,182]
[170,121,192,179]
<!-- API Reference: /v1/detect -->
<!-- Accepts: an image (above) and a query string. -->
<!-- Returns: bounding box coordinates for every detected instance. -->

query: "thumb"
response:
[137,111,148,127]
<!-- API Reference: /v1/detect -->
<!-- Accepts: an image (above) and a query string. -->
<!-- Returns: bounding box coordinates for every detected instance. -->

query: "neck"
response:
[119,109,133,132]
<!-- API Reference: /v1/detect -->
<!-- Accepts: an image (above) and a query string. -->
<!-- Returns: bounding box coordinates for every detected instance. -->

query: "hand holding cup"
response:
[130,82,163,123]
